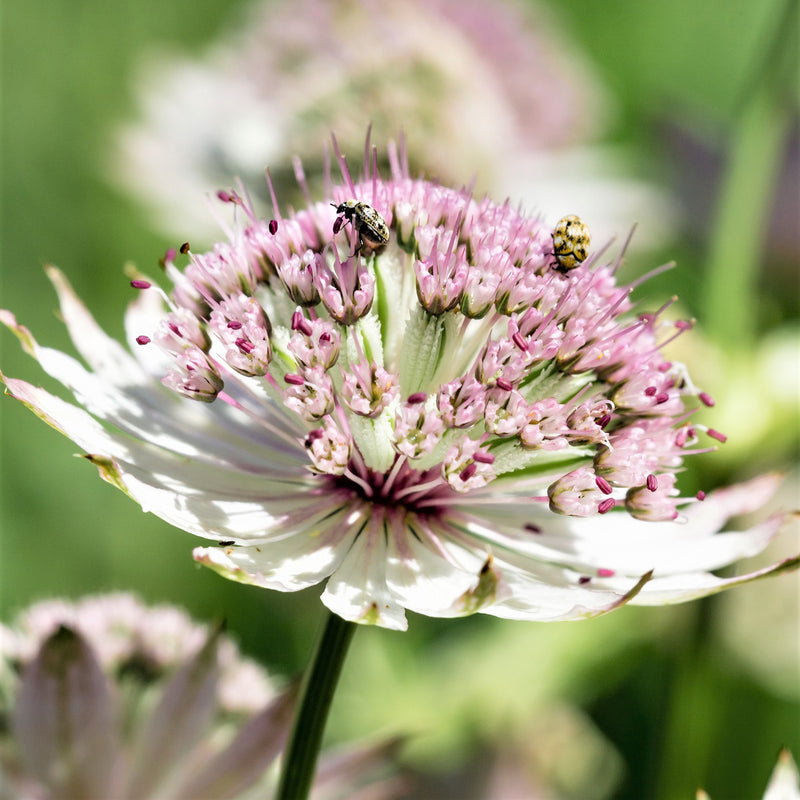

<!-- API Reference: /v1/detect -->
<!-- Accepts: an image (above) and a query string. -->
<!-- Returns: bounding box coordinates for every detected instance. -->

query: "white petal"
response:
[383,517,487,616]
[628,555,799,606]
[28,270,307,467]
[321,519,409,630]
[455,476,787,577]
[3,377,314,541]
[486,555,652,621]
[3,376,123,456]
[31,342,305,470]
[48,266,151,386]
[193,509,364,591]
[5,374,307,492]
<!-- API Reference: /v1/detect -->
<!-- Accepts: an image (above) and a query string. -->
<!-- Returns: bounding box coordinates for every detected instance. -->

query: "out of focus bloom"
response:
[0,593,273,714]
[2,141,797,631]
[696,749,800,800]
[0,594,404,800]
[668,324,800,464]
[715,471,800,699]
[117,0,671,246]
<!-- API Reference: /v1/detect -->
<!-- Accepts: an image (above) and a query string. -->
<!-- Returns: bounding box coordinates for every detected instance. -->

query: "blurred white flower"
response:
[116,0,674,247]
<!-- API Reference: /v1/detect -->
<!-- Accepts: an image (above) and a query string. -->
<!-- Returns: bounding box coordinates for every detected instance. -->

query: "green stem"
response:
[703,0,796,344]
[276,611,358,800]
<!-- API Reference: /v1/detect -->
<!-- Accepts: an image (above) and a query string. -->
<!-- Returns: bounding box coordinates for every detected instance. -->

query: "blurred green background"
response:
[2,0,798,798]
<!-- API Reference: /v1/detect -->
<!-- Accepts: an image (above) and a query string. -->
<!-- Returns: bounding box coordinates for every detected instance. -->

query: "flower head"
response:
[2,140,797,630]
[0,594,404,800]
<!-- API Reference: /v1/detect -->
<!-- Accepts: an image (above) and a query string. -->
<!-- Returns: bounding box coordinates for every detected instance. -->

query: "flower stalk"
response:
[276,611,358,800]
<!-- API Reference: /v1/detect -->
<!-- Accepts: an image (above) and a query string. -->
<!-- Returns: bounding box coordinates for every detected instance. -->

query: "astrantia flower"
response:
[2,142,797,631]
[0,595,404,800]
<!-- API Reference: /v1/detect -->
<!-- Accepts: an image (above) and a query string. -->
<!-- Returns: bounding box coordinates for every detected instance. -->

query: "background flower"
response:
[115,0,674,249]
[1,594,406,800]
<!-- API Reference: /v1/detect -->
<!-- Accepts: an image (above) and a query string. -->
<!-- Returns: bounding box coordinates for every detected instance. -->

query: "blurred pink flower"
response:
[0,594,405,800]
[116,0,672,246]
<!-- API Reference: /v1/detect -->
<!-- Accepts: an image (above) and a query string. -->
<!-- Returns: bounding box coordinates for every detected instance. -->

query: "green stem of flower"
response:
[276,611,358,800]
[702,0,796,344]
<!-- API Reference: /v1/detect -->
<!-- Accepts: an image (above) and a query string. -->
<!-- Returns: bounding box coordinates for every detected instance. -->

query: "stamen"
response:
[159,248,177,268]
[291,310,313,336]
[343,467,374,498]
[595,476,613,495]
[264,167,282,221]
[598,498,616,514]
[627,261,676,291]
[292,156,312,206]
[393,476,447,502]
[611,223,638,274]
[380,455,408,499]
[330,133,357,195]
[706,428,727,443]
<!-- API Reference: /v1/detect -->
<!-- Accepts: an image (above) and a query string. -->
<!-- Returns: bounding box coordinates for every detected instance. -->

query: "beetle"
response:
[551,214,590,271]
[332,199,389,253]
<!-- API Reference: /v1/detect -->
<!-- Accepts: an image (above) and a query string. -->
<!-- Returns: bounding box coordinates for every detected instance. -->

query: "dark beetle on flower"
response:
[332,199,390,253]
